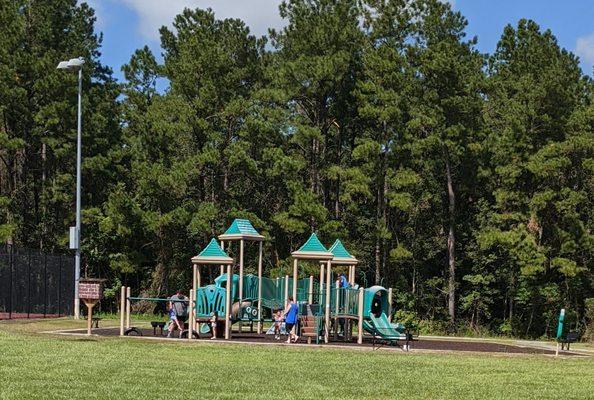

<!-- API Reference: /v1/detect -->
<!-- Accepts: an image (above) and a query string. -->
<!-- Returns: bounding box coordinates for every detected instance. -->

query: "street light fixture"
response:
[57,57,85,319]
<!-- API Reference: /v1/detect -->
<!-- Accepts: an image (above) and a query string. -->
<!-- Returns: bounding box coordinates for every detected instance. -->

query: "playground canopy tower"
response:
[191,238,234,339]
[218,219,264,333]
[328,239,358,285]
[291,233,333,342]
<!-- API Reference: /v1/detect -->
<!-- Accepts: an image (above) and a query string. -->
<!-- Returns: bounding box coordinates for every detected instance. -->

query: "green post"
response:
[556,308,565,340]
[555,308,565,356]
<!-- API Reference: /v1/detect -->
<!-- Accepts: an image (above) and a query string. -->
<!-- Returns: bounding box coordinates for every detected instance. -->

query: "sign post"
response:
[78,278,105,335]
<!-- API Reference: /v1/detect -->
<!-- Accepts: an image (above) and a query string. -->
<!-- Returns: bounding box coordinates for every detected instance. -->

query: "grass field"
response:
[0,319,593,400]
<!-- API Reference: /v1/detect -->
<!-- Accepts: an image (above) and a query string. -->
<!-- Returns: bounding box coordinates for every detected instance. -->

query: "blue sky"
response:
[88,0,594,82]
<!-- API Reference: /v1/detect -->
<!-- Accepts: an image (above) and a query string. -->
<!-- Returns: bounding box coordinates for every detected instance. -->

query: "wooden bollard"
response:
[119,285,126,336]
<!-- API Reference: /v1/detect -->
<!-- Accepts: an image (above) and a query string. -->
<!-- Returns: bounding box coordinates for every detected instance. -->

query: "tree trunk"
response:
[444,148,456,324]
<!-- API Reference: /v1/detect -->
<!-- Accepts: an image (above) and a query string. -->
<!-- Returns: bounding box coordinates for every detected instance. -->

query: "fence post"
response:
[57,255,62,317]
[27,249,31,318]
[8,245,13,319]
[43,254,47,317]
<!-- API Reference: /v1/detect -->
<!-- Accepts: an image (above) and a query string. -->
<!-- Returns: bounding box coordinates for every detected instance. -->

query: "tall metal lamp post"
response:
[57,57,85,319]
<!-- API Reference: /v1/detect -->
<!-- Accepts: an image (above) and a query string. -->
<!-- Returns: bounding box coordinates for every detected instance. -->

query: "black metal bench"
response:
[150,321,166,336]
[558,331,580,351]
[91,317,102,328]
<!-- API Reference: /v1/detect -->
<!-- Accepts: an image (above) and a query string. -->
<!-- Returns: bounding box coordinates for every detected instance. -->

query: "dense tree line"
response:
[1,0,593,338]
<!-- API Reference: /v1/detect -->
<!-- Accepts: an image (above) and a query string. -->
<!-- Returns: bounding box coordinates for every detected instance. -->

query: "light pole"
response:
[57,57,85,319]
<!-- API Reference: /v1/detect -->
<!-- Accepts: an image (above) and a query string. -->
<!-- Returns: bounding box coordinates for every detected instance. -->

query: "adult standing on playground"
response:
[283,296,299,344]
[167,290,188,338]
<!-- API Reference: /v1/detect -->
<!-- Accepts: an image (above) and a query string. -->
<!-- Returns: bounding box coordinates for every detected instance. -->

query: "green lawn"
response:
[0,319,593,400]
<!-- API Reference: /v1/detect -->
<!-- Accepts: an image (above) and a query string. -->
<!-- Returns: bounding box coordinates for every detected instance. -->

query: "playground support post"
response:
[219,241,225,276]
[284,275,289,307]
[239,239,244,332]
[308,275,314,304]
[348,266,352,285]
[225,264,232,339]
[319,263,325,302]
[334,279,340,340]
[357,287,364,344]
[292,259,298,302]
[257,241,263,334]
[125,286,131,329]
[188,289,194,341]
[388,288,393,322]
[324,260,331,343]
[335,280,340,314]
[119,286,125,336]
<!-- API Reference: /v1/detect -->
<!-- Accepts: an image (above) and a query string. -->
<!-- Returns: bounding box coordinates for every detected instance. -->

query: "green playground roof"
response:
[329,239,358,265]
[218,218,264,241]
[191,238,233,265]
[291,233,333,260]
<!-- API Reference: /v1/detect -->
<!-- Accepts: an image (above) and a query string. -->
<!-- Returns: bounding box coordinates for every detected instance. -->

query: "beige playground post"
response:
[319,263,325,302]
[292,258,298,303]
[238,239,244,332]
[334,279,340,340]
[125,286,131,329]
[119,285,126,336]
[225,264,232,339]
[188,289,194,341]
[308,275,314,304]
[335,279,340,314]
[284,275,289,306]
[357,287,364,344]
[219,240,225,276]
[257,241,263,334]
[388,287,393,322]
[193,264,198,296]
[324,260,331,343]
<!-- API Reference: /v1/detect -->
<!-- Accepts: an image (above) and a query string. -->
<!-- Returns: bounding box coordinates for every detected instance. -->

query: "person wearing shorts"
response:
[167,302,183,338]
[283,296,299,344]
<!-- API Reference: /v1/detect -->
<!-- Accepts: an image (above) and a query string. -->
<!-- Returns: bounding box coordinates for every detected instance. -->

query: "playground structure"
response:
[119,219,411,347]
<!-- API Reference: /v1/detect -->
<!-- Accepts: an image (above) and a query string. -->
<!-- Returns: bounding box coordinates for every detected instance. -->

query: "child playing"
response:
[273,309,283,340]
[210,312,218,339]
[167,300,183,338]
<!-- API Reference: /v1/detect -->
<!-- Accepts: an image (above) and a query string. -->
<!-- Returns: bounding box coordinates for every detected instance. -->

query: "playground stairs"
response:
[300,315,319,344]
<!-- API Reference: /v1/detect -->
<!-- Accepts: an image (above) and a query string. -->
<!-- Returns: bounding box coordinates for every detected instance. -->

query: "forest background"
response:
[1,0,593,339]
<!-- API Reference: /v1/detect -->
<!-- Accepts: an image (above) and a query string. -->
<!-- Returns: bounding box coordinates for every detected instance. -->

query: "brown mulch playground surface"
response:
[55,326,581,356]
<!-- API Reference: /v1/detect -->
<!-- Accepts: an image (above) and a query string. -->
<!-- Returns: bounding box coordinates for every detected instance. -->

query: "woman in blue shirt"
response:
[283,296,299,344]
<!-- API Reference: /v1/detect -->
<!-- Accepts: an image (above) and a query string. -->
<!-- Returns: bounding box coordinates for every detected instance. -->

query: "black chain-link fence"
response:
[0,245,74,319]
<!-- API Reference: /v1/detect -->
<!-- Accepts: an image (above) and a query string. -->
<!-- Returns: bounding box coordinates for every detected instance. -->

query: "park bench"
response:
[557,331,580,351]
[150,321,166,336]
[91,317,102,328]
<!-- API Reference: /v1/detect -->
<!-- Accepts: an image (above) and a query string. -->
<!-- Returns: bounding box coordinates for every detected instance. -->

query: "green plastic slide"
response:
[363,312,407,340]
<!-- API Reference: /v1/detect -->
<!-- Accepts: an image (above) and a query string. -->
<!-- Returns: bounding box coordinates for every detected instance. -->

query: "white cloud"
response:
[576,33,594,65]
[119,0,284,41]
